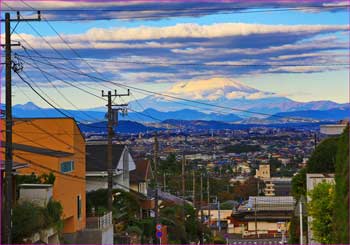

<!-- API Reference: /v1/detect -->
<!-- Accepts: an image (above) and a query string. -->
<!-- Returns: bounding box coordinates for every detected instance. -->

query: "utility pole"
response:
[102,90,129,211]
[314,132,317,149]
[254,197,258,238]
[299,199,303,245]
[182,154,186,200]
[207,173,211,228]
[217,200,221,232]
[192,170,196,205]
[3,11,40,244]
[153,133,160,244]
[163,172,166,192]
[200,173,204,223]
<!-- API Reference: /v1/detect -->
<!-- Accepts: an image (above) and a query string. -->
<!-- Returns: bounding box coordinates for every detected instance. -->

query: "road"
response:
[228,237,286,244]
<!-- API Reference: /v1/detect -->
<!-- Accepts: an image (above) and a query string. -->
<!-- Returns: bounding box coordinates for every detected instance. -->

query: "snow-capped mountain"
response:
[166,77,274,101]
[131,77,345,116]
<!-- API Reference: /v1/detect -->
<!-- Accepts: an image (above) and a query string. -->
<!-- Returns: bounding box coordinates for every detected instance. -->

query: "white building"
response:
[85,143,136,192]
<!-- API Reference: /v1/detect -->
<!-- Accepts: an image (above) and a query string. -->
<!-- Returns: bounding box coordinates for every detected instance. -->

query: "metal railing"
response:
[86,211,113,229]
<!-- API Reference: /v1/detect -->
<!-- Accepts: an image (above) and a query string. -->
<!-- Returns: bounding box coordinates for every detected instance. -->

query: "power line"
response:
[4,3,350,13]
[17,55,321,122]
[15,71,72,118]
[14,53,349,68]
[20,47,102,122]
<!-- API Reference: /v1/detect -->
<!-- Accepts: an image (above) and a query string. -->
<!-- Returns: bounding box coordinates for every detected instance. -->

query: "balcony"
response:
[86,211,113,230]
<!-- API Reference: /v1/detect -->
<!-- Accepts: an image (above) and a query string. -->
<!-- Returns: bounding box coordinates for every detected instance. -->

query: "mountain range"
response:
[6,77,348,123]
[131,77,347,116]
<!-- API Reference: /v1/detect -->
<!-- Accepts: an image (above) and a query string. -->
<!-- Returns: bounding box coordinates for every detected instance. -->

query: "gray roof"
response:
[238,196,295,212]
[86,144,125,171]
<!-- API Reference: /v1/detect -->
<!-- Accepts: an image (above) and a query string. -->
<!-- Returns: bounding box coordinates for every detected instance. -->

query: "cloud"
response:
[9,21,349,90]
[2,0,348,21]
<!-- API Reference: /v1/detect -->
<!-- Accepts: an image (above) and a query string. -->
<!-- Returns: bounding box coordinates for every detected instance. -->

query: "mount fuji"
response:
[130,77,345,117]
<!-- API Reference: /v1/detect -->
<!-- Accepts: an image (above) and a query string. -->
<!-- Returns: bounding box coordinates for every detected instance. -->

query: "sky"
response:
[0,0,349,110]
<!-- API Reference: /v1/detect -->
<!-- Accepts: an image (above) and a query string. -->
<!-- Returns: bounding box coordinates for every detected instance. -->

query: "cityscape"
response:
[0,0,349,244]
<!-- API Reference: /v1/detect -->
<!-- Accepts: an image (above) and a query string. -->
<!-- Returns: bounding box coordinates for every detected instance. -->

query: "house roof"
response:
[86,144,125,171]
[237,196,295,212]
[1,141,73,158]
[130,159,151,183]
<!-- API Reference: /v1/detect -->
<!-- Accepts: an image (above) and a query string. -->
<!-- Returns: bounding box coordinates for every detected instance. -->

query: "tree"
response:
[307,137,338,173]
[291,167,307,200]
[307,182,335,244]
[333,126,349,243]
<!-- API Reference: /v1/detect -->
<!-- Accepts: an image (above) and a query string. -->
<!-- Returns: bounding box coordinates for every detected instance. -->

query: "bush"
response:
[308,182,335,244]
[333,126,349,243]
[12,199,63,243]
[12,202,47,243]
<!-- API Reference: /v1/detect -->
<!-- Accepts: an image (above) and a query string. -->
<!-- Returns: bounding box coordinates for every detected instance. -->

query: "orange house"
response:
[0,118,86,234]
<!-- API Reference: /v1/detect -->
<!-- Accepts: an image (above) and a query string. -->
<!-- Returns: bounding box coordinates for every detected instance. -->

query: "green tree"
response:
[333,126,349,243]
[307,137,338,173]
[291,167,307,200]
[307,182,335,244]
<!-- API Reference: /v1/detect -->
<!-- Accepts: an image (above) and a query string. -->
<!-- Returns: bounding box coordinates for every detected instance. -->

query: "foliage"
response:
[220,201,235,210]
[159,153,180,174]
[291,168,307,199]
[158,202,211,244]
[126,225,143,235]
[12,199,63,243]
[230,176,259,201]
[288,212,307,244]
[333,126,349,243]
[307,182,335,244]
[307,137,338,173]
[269,157,282,175]
[12,202,47,243]
[46,199,63,228]
[213,235,226,244]
[16,172,56,185]
[224,144,261,154]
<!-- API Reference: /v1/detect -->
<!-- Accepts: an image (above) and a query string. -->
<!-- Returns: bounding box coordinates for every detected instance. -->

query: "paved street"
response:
[228,238,284,245]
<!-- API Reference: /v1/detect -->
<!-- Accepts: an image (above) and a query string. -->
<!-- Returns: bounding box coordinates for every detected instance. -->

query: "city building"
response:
[255,164,271,179]
[320,120,348,135]
[230,196,295,238]
[262,178,292,196]
[85,143,136,192]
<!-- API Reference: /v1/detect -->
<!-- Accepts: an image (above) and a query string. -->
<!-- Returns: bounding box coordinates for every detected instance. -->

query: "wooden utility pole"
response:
[4,13,13,245]
[200,173,204,223]
[207,173,211,228]
[163,172,166,192]
[192,170,196,205]
[3,11,40,244]
[153,133,159,219]
[255,197,258,238]
[153,133,160,244]
[102,90,129,211]
[182,153,186,198]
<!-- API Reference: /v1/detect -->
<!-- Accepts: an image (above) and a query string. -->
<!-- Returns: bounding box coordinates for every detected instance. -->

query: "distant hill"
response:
[10,102,242,123]
[125,108,241,122]
[78,120,161,134]
[269,107,350,121]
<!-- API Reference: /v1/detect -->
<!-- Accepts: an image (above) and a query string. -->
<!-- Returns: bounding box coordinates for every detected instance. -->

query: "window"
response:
[77,195,82,219]
[61,160,74,173]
